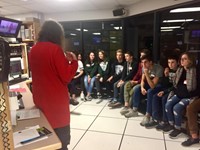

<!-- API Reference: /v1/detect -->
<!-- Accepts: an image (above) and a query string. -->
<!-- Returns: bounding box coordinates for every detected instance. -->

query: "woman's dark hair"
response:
[38,20,64,47]
[87,51,96,62]
[180,52,196,68]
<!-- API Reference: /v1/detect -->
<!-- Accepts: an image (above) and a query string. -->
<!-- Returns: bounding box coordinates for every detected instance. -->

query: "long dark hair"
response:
[38,20,64,48]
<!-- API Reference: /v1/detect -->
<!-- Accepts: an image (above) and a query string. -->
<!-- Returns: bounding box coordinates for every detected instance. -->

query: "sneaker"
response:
[70,99,79,106]
[110,102,122,108]
[140,116,150,126]
[80,92,85,101]
[97,92,102,99]
[86,95,92,101]
[145,120,159,129]
[120,107,130,115]
[155,123,169,131]
[124,109,138,118]
[169,128,182,139]
[162,124,174,133]
[181,137,199,147]
[108,101,117,107]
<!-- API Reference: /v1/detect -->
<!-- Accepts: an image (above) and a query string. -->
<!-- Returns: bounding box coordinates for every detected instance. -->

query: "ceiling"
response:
[0,0,143,16]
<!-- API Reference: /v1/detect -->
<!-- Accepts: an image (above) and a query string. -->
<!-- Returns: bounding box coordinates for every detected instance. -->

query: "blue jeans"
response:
[146,85,163,115]
[152,93,168,122]
[165,95,190,128]
[132,84,145,109]
[84,75,96,94]
[113,80,126,103]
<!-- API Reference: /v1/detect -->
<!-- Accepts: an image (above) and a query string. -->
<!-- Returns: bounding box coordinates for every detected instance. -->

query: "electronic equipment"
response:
[9,57,22,78]
[0,17,22,38]
[0,37,11,83]
[113,8,126,16]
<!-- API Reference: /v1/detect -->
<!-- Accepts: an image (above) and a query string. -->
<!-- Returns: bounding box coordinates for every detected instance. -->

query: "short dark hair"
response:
[125,51,133,57]
[38,20,64,47]
[139,49,150,55]
[140,54,153,62]
[167,55,179,62]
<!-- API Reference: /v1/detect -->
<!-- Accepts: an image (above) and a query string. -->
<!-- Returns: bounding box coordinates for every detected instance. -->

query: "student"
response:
[144,55,178,129]
[107,49,124,95]
[84,51,98,100]
[109,51,138,108]
[29,20,78,150]
[68,52,84,105]
[120,49,150,115]
[182,97,200,146]
[95,50,111,98]
[125,55,163,122]
[165,52,199,139]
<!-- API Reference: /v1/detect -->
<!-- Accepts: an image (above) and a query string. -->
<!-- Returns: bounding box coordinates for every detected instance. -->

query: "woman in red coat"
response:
[29,20,78,150]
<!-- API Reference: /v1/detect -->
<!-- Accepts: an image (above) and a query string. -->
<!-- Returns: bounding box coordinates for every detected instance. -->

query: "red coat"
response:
[29,42,78,129]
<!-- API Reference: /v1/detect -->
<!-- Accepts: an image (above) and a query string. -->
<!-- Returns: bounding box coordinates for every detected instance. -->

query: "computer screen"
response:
[10,57,22,77]
[0,17,22,38]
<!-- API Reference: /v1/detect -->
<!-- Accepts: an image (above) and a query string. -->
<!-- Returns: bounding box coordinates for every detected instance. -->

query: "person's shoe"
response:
[169,128,182,139]
[85,95,92,101]
[70,99,79,106]
[124,109,138,118]
[110,102,122,108]
[181,137,199,147]
[162,124,174,133]
[80,92,85,101]
[140,116,150,126]
[120,107,130,115]
[108,101,117,107]
[145,120,159,129]
[97,92,102,99]
[155,123,169,131]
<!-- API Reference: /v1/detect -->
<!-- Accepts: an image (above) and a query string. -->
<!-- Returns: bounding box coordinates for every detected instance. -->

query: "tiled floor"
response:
[69,98,200,150]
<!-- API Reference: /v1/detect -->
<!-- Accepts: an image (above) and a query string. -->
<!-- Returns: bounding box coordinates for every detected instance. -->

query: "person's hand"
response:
[130,80,137,86]
[88,76,91,83]
[141,87,147,95]
[157,91,164,97]
[100,77,103,82]
[143,68,149,75]
[107,76,113,82]
[96,74,100,78]
[65,52,77,62]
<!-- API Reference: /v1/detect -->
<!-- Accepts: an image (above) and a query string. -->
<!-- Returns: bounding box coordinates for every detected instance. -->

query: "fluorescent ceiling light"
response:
[110,37,116,39]
[161,26,180,29]
[70,33,76,36]
[114,26,122,30]
[163,19,193,23]
[93,33,101,35]
[76,28,88,32]
[161,29,173,32]
[170,7,200,13]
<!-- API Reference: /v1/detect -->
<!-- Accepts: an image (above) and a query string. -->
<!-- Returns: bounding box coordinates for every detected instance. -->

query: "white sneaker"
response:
[80,92,85,101]
[140,116,151,126]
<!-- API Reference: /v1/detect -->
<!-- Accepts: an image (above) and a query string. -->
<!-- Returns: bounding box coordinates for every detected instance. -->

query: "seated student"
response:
[107,49,125,96]
[95,50,111,98]
[144,55,178,129]
[120,49,150,115]
[68,52,84,105]
[125,55,163,123]
[182,97,200,146]
[108,51,138,108]
[84,51,98,101]
[165,52,199,139]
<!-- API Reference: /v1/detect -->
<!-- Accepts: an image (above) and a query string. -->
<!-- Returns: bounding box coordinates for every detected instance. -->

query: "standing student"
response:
[29,20,78,150]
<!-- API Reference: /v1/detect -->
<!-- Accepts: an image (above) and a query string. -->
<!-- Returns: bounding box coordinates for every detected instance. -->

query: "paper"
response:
[17,108,40,120]
[13,128,40,147]
[9,96,19,110]
[10,110,17,125]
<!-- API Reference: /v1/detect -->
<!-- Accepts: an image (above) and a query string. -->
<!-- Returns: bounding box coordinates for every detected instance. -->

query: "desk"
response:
[12,82,61,150]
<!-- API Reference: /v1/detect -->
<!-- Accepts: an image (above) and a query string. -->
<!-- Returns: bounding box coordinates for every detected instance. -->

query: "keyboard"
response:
[9,77,27,85]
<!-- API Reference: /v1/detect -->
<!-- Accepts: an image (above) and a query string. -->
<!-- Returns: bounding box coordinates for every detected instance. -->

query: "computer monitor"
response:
[0,17,22,38]
[9,57,22,78]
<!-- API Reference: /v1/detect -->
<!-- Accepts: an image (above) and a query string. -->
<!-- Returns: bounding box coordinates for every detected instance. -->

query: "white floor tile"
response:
[125,120,164,140]
[73,131,122,150]
[99,106,127,119]
[81,98,108,106]
[71,115,96,130]
[70,101,83,112]
[127,113,145,121]
[68,129,86,150]
[165,140,200,150]
[120,135,165,150]
[71,104,103,116]
[89,117,127,134]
